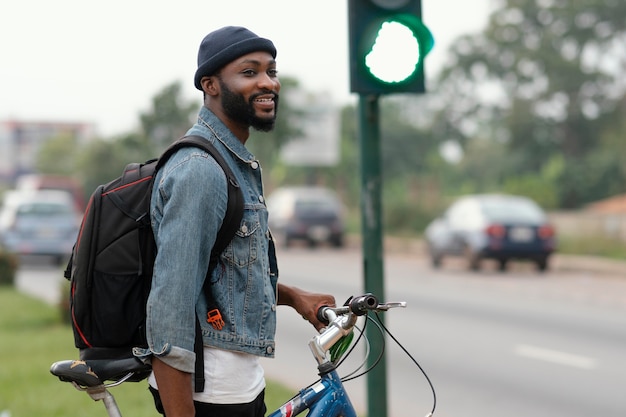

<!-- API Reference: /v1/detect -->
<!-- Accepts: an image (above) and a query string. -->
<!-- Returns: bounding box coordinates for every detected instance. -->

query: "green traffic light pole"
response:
[350,4,434,415]
[358,93,388,417]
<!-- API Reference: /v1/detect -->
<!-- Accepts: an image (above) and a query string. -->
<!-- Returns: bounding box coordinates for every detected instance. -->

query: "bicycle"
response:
[50,293,436,417]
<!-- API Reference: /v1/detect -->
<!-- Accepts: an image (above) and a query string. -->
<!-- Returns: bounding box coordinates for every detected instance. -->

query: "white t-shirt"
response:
[149,346,265,404]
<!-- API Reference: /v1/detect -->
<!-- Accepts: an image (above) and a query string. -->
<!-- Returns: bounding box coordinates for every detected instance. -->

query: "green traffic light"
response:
[348,0,434,94]
[363,16,433,85]
[365,21,420,83]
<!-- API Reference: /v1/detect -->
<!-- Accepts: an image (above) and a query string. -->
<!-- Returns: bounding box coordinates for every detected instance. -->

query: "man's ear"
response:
[200,76,219,96]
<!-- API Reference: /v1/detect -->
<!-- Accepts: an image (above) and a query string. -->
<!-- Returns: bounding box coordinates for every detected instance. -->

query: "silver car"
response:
[0,190,80,265]
[424,194,556,271]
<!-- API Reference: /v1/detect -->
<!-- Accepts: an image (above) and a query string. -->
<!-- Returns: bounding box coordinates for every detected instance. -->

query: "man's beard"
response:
[219,78,279,132]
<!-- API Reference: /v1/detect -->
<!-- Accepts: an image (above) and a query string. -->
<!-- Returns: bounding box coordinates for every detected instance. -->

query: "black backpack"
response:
[64,135,244,366]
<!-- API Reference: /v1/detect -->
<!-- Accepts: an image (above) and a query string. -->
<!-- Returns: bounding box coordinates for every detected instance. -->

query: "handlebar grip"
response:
[316,306,331,324]
[349,294,378,316]
[316,294,380,323]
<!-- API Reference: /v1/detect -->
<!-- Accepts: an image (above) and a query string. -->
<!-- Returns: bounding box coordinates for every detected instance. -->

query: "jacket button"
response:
[258,195,265,203]
[266,346,274,354]
[250,161,259,170]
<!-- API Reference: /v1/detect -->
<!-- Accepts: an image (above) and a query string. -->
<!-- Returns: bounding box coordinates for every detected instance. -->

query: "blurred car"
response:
[15,174,86,213]
[424,194,556,271]
[0,190,80,265]
[266,186,346,248]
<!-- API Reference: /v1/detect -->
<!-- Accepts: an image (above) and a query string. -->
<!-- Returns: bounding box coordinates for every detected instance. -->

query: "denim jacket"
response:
[136,107,278,374]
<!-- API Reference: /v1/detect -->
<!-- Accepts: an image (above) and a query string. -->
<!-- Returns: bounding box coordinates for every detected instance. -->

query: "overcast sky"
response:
[1,0,490,137]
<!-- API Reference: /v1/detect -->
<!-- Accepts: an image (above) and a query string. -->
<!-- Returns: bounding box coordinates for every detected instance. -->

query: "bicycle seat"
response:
[50,357,151,387]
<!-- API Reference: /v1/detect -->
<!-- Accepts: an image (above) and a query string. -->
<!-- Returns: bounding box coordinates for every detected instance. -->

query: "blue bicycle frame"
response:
[268,369,356,417]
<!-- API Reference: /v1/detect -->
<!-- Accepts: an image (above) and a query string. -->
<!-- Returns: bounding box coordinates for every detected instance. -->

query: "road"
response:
[16,249,626,417]
[260,247,626,417]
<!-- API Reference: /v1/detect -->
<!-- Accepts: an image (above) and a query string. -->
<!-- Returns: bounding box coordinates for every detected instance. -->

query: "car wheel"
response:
[464,246,481,271]
[536,257,549,272]
[330,235,344,248]
[430,253,442,268]
[54,255,67,267]
[498,259,508,272]
[427,243,442,268]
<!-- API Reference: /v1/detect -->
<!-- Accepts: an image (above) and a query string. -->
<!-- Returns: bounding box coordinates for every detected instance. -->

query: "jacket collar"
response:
[192,106,256,164]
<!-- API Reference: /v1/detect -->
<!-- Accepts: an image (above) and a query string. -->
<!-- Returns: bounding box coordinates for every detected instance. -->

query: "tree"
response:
[434,0,626,207]
[35,134,81,176]
[380,96,438,179]
[76,134,144,198]
[139,81,198,152]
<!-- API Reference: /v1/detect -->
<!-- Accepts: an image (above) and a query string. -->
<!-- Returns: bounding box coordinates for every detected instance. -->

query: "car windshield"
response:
[16,202,74,217]
[480,198,545,223]
[295,198,337,213]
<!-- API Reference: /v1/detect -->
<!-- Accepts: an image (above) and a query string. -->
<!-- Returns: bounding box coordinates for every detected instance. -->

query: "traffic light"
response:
[348,0,434,95]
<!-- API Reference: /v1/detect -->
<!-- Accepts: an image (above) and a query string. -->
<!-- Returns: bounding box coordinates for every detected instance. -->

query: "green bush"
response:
[58,279,71,325]
[0,249,18,286]
[384,201,436,236]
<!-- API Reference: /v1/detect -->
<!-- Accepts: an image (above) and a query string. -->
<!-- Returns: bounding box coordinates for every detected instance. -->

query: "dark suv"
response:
[266,186,345,248]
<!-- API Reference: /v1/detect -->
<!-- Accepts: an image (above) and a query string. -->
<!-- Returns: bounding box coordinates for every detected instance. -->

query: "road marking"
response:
[514,344,597,370]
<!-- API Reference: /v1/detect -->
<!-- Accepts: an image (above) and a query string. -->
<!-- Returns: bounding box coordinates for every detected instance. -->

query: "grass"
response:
[557,235,626,260]
[0,287,294,417]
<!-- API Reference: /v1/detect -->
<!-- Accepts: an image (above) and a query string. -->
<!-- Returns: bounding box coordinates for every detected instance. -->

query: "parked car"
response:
[16,174,85,213]
[424,194,556,271]
[0,190,80,265]
[266,186,346,248]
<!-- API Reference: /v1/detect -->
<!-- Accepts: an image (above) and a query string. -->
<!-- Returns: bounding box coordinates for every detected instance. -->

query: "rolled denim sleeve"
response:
[141,148,229,373]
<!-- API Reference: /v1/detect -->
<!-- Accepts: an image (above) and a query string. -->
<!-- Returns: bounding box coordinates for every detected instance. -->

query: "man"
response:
[142,26,336,417]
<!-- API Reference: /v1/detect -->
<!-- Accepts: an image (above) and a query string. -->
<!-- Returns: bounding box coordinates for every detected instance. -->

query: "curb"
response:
[349,235,626,276]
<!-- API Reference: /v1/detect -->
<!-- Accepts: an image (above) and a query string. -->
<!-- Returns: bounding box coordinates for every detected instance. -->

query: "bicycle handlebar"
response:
[310,293,406,367]
[316,293,379,323]
[316,293,406,323]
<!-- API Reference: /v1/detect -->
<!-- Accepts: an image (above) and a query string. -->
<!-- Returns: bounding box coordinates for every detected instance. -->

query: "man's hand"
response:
[277,284,336,331]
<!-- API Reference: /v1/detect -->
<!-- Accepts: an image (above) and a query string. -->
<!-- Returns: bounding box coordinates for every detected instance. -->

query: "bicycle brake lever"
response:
[376,301,407,311]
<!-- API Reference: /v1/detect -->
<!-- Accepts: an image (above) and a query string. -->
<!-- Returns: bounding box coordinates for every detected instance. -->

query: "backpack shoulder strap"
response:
[170,135,244,264]
[154,135,244,287]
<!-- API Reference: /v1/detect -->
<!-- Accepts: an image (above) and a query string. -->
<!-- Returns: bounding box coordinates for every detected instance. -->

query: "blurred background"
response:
[1,0,625,260]
[1,1,625,417]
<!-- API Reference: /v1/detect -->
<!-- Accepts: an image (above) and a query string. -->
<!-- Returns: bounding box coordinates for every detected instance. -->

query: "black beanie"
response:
[194,26,277,90]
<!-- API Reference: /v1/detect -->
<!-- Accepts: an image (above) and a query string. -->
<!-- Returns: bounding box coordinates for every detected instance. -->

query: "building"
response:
[0,119,95,186]
[586,194,626,214]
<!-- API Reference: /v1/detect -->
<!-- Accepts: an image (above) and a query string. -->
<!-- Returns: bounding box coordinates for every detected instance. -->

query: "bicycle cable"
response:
[293,302,437,416]
[335,320,370,379]
[374,311,437,417]
[340,314,386,383]
[296,318,370,396]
